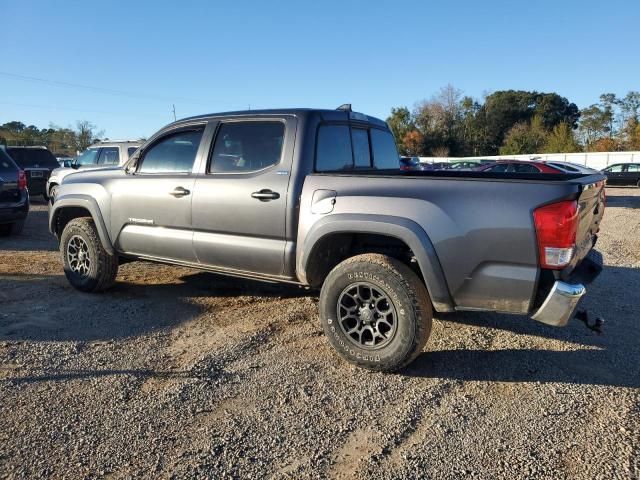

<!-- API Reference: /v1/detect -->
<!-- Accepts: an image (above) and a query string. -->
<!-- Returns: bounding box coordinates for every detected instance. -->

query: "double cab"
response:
[50,107,606,371]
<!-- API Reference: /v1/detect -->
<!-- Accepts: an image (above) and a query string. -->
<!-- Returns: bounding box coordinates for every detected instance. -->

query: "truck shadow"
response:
[603,194,640,209]
[0,271,307,343]
[407,264,640,388]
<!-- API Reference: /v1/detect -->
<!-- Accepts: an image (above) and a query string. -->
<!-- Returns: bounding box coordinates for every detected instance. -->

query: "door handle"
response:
[251,189,280,201]
[170,186,191,197]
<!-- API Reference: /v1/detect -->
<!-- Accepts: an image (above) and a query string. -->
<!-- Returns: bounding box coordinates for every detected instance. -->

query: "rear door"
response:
[191,117,296,276]
[622,163,640,186]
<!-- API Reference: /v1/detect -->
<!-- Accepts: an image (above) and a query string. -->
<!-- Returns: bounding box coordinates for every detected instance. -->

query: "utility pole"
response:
[172,104,176,121]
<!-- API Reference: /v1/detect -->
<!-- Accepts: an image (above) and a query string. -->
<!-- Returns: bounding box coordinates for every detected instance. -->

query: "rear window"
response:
[549,162,579,172]
[370,129,399,169]
[0,149,18,173]
[316,125,399,172]
[7,148,58,169]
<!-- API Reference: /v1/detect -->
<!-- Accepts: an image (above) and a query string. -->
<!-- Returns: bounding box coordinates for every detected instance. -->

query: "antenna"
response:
[336,103,352,112]
[172,104,176,121]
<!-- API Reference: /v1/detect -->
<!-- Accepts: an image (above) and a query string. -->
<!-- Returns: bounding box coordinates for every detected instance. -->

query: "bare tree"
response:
[74,120,104,151]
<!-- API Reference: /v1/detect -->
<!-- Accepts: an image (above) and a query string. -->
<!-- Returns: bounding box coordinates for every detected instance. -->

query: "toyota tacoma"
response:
[49,107,606,371]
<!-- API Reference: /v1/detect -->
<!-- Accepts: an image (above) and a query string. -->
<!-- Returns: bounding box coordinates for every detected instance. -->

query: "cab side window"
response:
[627,164,639,172]
[209,122,284,173]
[605,164,624,172]
[98,147,120,165]
[137,128,204,174]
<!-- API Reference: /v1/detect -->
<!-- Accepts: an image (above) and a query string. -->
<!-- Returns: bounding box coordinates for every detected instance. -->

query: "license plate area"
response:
[30,171,43,178]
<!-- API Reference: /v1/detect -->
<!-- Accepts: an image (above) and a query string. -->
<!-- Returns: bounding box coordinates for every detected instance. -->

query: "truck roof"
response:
[178,108,388,128]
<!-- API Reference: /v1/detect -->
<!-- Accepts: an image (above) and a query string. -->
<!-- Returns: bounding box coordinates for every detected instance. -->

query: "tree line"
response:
[387,86,640,157]
[0,121,106,156]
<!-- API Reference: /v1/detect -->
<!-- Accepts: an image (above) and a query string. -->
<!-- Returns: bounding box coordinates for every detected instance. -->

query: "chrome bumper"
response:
[531,281,585,327]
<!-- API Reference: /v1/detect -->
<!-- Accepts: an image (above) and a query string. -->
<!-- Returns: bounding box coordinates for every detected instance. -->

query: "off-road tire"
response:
[0,220,25,236]
[319,253,433,372]
[60,217,118,292]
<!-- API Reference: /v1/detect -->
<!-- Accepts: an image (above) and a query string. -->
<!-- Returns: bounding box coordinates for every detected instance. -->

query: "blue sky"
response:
[1,0,638,139]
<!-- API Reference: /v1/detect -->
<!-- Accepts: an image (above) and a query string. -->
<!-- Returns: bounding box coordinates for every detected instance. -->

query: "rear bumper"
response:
[531,249,603,327]
[0,191,29,224]
[531,281,585,326]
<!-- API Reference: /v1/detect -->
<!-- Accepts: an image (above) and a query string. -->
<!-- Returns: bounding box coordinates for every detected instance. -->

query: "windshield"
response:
[7,148,58,169]
[75,148,100,166]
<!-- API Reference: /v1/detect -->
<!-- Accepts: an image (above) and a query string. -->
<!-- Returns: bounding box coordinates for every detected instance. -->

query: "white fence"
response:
[418,151,640,171]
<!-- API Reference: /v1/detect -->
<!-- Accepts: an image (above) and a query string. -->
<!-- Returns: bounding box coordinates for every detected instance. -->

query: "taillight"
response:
[18,170,27,190]
[533,200,578,269]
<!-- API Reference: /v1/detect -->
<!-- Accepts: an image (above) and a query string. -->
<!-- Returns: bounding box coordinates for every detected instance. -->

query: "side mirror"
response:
[71,161,79,169]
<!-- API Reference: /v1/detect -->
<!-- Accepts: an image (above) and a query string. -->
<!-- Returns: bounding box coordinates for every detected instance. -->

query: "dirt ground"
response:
[0,189,638,479]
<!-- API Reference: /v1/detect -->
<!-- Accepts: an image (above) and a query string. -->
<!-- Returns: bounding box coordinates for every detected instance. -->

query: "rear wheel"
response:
[319,253,433,372]
[60,217,118,292]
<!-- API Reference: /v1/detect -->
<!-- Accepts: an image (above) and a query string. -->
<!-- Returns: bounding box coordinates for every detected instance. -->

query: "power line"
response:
[0,71,208,107]
[0,100,166,119]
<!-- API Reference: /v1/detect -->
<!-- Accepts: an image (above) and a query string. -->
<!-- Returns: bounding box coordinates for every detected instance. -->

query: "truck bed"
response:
[297,170,606,315]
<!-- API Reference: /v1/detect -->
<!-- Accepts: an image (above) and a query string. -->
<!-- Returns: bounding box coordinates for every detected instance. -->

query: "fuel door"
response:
[311,189,337,214]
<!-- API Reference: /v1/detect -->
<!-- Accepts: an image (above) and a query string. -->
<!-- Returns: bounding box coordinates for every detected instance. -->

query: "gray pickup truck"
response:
[49,107,606,371]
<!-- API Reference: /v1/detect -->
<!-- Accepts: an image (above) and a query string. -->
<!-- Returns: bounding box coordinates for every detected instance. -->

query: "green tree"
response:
[578,104,610,148]
[386,107,415,155]
[543,122,580,153]
[499,116,548,155]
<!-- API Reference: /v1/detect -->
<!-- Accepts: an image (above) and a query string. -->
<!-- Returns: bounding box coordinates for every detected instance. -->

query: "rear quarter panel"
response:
[298,174,582,314]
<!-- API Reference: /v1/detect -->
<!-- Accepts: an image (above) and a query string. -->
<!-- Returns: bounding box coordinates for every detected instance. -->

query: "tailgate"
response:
[567,175,606,272]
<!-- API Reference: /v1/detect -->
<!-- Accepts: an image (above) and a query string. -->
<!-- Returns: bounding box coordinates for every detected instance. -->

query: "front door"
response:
[191,118,296,276]
[110,125,206,262]
[604,164,625,185]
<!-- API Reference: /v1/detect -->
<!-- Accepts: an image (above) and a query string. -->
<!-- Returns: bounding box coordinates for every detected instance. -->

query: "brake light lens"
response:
[533,200,579,269]
[18,170,27,190]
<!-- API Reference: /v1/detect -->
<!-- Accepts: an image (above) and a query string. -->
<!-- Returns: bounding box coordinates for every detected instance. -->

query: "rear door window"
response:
[370,129,399,169]
[209,122,284,173]
[316,125,352,171]
[98,147,120,165]
[485,164,509,172]
[513,163,540,173]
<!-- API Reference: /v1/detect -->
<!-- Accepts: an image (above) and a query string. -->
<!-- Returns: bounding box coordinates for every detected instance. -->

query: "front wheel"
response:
[60,217,118,292]
[319,253,433,372]
[49,184,59,204]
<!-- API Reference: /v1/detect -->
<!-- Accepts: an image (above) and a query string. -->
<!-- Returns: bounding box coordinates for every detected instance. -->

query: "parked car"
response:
[399,156,424,171]
[601,163,640,187]
[56,157,75,168]
[543,161,599,174]
[5,146,59,201]
[0,148,29,235]
[448,161,484,170]
[426,161,453,170]
[476,160,566,174]
[49,107,605,372]
[47,140,142,203]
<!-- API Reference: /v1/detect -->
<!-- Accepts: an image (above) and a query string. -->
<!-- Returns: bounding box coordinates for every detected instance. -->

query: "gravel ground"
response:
[0,189,638,479]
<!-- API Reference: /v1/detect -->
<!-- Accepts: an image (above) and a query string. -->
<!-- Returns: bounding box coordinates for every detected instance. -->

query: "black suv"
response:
[6,146,59,200]
[0,148,29,235]
[602,163,640,187]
